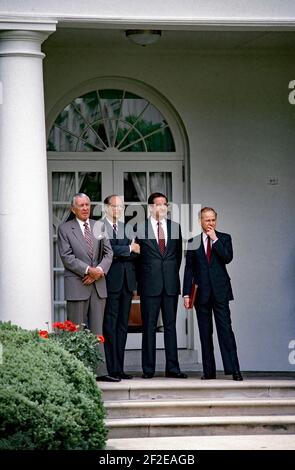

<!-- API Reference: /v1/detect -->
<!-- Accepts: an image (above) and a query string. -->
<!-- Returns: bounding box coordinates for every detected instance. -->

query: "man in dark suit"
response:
[102,194,140,382]
[183,207,243,381]
[57,193,113,378]
[137,192,187,379]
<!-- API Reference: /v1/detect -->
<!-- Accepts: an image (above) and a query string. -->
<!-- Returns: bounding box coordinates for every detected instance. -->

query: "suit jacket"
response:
[103,219,138,293]
[58,218,113,301]
[183,230,234,304]
[137,218,182,296]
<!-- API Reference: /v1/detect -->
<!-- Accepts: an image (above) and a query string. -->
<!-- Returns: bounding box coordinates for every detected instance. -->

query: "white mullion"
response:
[113,90,125,147]
[119,124,169,152]
[97,91,112,148]
[115,101,150,150]
[71,101,108,150]
[117,121,145,151]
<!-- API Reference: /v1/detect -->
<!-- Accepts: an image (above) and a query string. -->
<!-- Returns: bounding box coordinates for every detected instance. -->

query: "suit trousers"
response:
[196,296,240,376]
[103,283,132,376]
[141,292,180,375]
[66,288,107,375]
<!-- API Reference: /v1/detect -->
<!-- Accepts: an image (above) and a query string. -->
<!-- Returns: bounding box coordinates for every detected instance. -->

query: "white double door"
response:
[48,159,187,349]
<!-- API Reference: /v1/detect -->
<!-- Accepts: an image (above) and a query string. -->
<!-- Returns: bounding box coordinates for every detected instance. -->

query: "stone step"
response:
[105,415,295,439]
[106,434,295,450]
[99,379,295,401]
[105,397,295,419]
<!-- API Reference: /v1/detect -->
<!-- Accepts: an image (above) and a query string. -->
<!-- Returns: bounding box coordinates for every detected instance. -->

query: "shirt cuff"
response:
[85,266,90,274]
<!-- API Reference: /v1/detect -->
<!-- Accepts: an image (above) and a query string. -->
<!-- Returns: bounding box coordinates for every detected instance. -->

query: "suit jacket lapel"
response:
[163,219,171,257]
[147,219,161,255]
[90,219,100,260]
[71,218,88,252]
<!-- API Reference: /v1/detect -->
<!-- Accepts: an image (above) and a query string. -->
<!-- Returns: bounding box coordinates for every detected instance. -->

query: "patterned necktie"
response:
[113,223,117,240]
[157,222,166,255]
[83,222,94,260]
[206,236,211,262]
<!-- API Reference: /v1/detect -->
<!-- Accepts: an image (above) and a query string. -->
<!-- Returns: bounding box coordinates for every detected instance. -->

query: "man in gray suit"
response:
[58,193,113,378]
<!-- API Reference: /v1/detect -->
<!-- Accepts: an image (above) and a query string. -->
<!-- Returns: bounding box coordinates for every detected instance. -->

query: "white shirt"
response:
[76,217,90,235]
[76,217,102,274]
[150,216,168,244]
[202,232,218,251]
[105,217,132,252]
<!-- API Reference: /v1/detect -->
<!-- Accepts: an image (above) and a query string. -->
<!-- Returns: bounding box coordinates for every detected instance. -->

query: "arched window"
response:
[47,89,175,152]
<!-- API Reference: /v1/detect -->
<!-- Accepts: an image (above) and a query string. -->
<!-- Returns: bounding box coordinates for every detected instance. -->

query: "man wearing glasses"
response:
[137,192,187,379]
[99,194,140,382]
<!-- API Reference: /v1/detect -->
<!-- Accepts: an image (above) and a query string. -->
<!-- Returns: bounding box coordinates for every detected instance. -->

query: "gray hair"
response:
[71,193,90,207]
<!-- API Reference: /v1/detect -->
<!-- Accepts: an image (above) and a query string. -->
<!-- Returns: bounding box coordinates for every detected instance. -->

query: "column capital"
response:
[0,24,56,58]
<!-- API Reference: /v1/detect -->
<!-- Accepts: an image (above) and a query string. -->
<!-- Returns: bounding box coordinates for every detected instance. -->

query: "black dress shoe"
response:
[142,373,154,379]
[201,374,216,380]
[119,373,133,380]
[96,375,121,382]
[232,372,243,381]
[165,371,188,379]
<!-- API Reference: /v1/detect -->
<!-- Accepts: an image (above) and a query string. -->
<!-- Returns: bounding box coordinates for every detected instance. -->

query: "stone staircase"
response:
[99,375,295,440]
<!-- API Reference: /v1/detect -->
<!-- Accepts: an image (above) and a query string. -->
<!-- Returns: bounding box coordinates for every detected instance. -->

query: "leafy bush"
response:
[44,321,104,374]
[0,322,107,450]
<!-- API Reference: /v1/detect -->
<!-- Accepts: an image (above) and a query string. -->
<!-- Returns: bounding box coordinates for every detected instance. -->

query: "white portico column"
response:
[0,27,55,330]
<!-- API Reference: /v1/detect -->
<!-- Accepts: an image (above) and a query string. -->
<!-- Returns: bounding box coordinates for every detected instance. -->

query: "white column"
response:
[0,28,55,330]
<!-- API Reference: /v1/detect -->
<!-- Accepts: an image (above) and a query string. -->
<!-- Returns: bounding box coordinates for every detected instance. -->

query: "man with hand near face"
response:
[183,207,243,381]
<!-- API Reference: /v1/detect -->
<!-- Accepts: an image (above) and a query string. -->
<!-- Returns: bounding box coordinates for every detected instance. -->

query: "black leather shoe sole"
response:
[232,372,243,381]
[142,373,154,379]
[96,375,121,382]
[201,375,216,380]
[165,372,188,379]
[119,373,133,380]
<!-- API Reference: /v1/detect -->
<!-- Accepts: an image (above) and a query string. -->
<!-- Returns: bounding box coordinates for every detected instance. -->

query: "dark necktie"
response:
[157,222,166,255]
[206,236,211,262]
[83,222,94,260]
[113,223,117,239]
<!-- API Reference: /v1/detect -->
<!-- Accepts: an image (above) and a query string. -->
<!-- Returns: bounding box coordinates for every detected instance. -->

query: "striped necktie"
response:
[206,236,211,262]
[83,222,94,260]
[113,223,117,239]
[157,222,166,255]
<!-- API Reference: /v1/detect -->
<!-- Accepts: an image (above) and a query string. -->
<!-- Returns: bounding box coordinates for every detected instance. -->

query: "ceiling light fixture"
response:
[125,29,162,46]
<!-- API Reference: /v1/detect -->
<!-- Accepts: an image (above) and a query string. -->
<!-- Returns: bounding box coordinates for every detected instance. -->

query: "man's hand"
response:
[183,296,190,309]
[82,274,96,285]
[88,267,105,280]
[206,226,218,241]
[130,241,140,254]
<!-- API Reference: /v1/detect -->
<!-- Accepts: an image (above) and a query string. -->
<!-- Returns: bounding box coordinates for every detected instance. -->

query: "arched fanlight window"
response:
[47,89,175,152]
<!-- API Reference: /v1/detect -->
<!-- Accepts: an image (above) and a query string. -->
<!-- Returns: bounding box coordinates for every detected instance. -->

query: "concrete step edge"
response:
[105,415,295,428]
[105,398,295,408]
[99,380,295,391]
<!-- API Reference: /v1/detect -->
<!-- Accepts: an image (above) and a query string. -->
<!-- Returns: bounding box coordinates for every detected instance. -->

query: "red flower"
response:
[52,322,65,330]
[97,335,105,343]
[39,330,49,339]
[52,320,78,332]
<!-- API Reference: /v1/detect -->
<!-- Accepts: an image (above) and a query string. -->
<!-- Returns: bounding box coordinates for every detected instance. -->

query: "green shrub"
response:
[0,322,107,450]
[47,321,104,374]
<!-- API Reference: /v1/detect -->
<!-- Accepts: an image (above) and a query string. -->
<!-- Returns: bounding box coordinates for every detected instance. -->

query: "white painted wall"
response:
[43,39,295,371]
